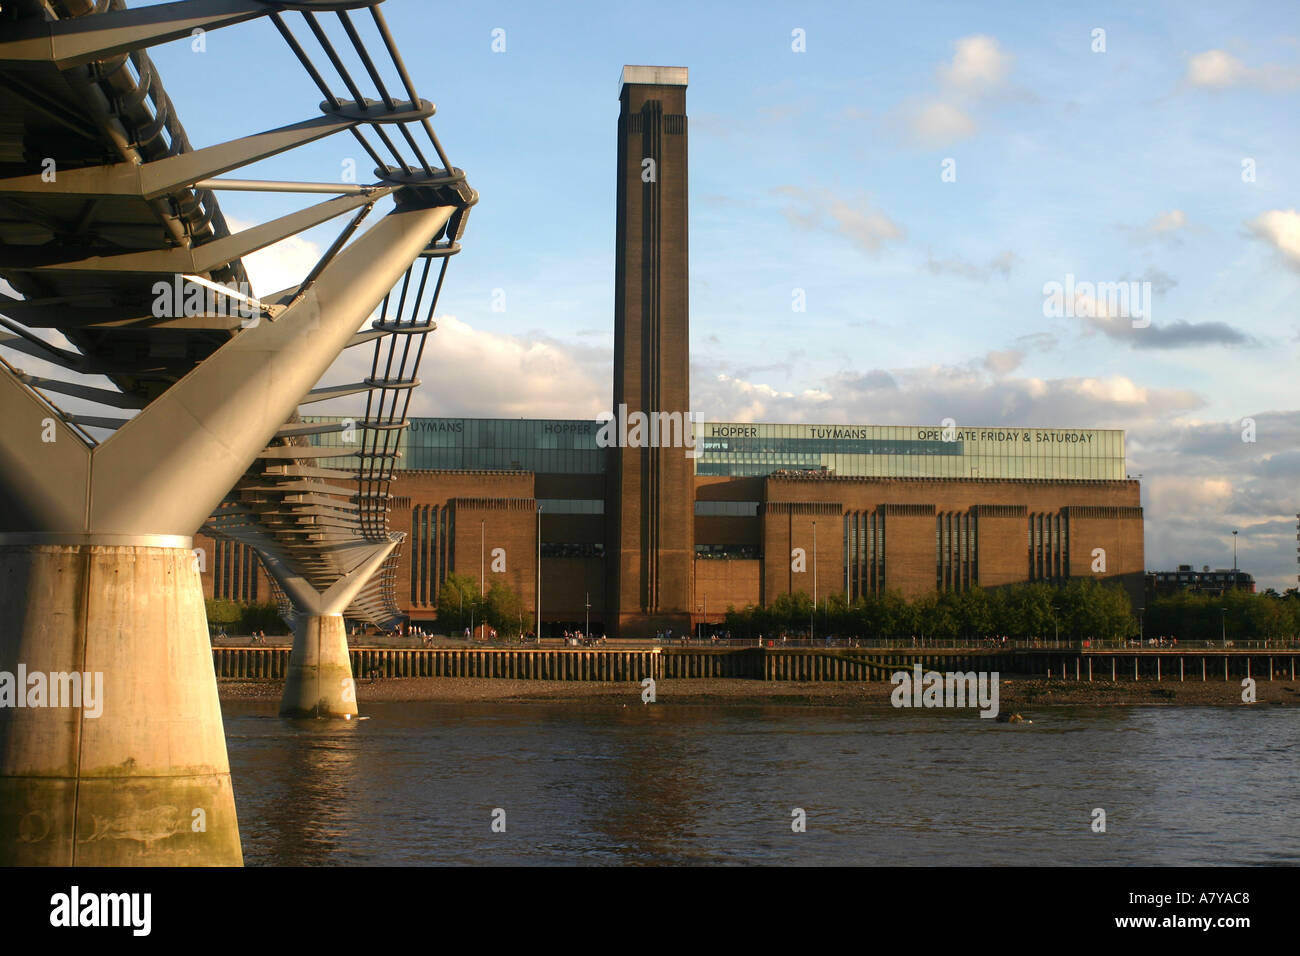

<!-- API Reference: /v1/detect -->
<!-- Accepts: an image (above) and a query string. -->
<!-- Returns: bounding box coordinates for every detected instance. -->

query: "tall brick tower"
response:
[607,66,694,637]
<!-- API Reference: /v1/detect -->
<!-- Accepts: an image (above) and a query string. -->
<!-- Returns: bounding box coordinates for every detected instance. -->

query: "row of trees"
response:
[205,599,284,634]
[724,580,1136,641]
[210,579,1300,643]
[436,573,528,638]
[722,581,1300,643]
[1144,588,1300,642]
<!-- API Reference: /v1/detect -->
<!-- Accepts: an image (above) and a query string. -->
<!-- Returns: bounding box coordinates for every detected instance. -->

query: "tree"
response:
[484,582,526,638]
[437,572,482,634]
[205,598,241,628]
[204,598,283,635]
[241,602,285,634]
[877,590,913,638]
[771,590,813,635]
[956,587,994,639]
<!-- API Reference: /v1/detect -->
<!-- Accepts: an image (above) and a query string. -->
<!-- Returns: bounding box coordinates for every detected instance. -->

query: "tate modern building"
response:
[198,67,1144,636]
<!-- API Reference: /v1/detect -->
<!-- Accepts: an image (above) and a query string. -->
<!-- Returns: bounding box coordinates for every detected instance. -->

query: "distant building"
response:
[1147,565,1255,597]
[194,64,1146,635]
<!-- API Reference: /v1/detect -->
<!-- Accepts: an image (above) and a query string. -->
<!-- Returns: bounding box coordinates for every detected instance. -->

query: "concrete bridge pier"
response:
[282,614,359,719]
[0,202,457,864]
[0,537,242,866]
[259,538,401,718]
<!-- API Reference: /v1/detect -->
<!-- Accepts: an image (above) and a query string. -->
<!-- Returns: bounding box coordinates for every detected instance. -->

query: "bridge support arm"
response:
[258,538,402,718]
[0,0,293,71]
[94,202,453,537]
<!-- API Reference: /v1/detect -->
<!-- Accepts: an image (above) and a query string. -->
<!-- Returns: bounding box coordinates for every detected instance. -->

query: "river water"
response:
[222,702,1299,866]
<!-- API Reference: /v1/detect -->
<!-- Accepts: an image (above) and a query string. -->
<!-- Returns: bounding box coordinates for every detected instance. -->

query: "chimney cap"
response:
[620,65,688,94]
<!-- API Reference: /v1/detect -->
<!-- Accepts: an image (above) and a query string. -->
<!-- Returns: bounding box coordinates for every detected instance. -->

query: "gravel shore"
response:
[219,677,1300,708]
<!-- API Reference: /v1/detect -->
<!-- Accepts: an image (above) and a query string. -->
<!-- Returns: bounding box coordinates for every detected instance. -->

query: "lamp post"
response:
[1138,606,1144,645]
[1221,607,1226,644]
[478,519,486,641]
[535,504,542,643]
[585,591,590,640]
[812,520,818,645]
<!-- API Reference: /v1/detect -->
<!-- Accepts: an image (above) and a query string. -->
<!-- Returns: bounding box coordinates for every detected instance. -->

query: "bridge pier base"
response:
[254,538,399,719]
[281,615,358,718]
[0,541,241,866]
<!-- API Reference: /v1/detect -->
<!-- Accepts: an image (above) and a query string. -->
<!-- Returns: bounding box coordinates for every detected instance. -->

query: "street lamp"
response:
[535,504,542,643]
[1138,606,1144,646]
[585,591,590,639]
[1221,607,1226,644]
[811,520,818,645]
[475,519,485,642]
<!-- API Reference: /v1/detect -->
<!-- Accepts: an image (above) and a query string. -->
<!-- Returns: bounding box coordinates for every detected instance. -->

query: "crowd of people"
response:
[1128,635,1182,647]
[562,630,606,646]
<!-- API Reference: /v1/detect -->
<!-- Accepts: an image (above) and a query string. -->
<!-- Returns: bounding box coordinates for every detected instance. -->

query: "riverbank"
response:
[218,676,1300,708]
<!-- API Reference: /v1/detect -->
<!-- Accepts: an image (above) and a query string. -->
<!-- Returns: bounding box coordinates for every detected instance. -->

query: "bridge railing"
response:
[209,634,1300,652]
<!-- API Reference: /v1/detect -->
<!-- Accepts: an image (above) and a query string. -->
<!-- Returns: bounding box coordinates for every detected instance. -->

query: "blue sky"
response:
[127,1,1300,588]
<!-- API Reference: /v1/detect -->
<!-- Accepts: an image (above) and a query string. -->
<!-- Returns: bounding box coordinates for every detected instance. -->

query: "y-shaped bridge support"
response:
[0,204,454,865]
[258,538,401,718]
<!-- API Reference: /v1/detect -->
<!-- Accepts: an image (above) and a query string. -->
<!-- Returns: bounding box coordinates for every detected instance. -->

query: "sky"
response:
[18,0,1300,589]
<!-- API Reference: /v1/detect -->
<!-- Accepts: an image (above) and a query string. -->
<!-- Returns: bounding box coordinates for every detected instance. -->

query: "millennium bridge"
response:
[0,0,474,865]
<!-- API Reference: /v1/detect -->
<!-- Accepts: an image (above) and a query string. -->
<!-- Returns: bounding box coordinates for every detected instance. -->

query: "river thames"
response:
[223,702,1299,866]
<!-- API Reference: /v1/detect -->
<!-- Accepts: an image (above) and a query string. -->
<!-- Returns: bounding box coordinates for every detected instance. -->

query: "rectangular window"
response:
[537,499,605,515]
[694,500,760,516]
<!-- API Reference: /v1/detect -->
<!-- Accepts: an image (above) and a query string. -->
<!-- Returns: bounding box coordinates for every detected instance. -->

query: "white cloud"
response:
[309,314,610,421]
[1184,49,1300,91]
[1121,209,1189,244]
[905,98,977,146]
[1186,50,1250,88]
[982,349,1024,376]
[1145,209,1187,235]
[1145,474,1233,511]
[773,186,905,255]
[924,248,1017,280]
[1131,413,1300,591]
[695,364,1203,432]
[1246,208,1300,272]
[208,223,613,421]
[938,34,1014,94]
[895,34,1015,146]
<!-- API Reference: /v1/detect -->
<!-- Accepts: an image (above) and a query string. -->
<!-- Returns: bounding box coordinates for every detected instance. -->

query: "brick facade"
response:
[196,470,1145,633]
